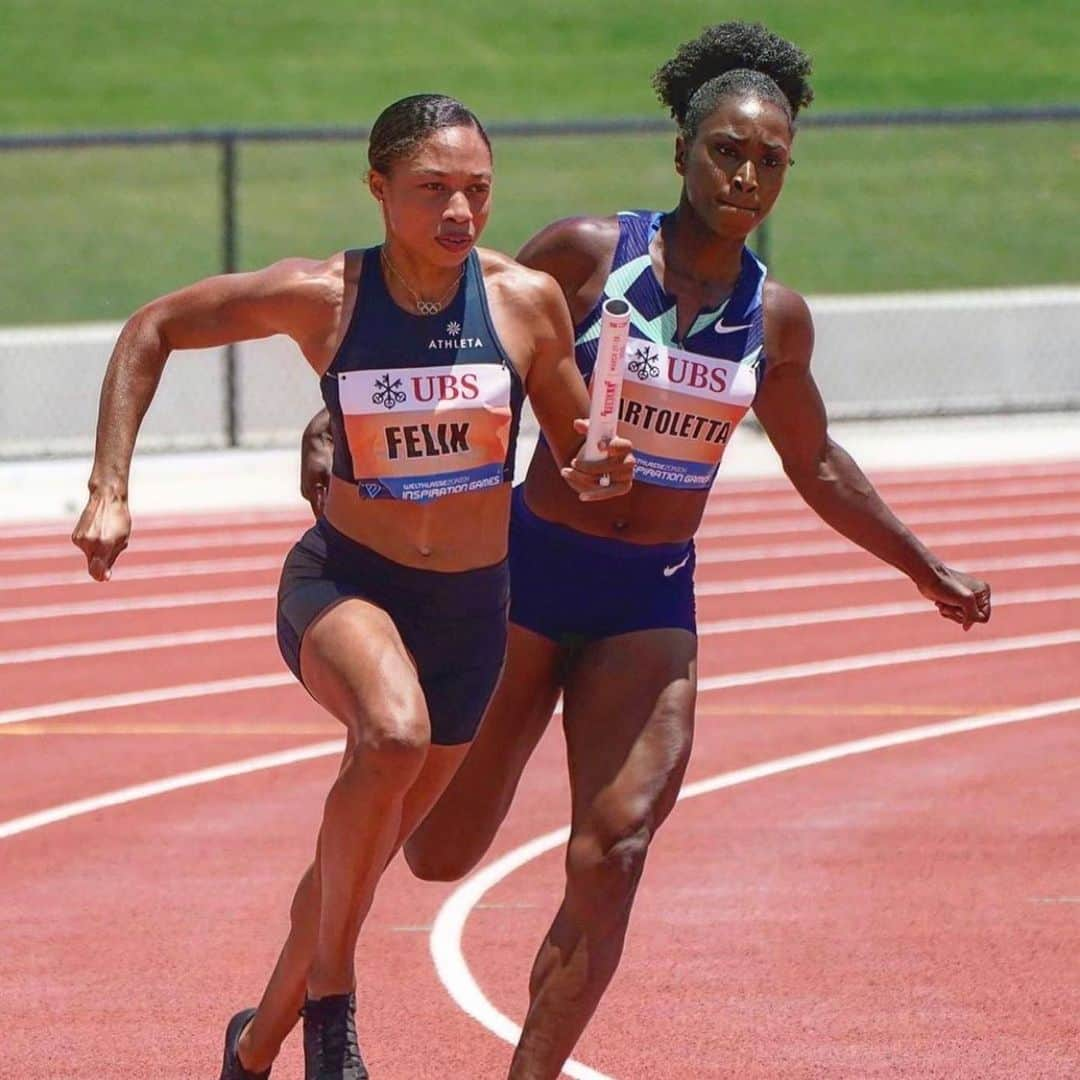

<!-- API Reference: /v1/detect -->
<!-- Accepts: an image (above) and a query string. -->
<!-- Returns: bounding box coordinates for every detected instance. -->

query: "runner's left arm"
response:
[522,272,634,502]
[753,282,990,629]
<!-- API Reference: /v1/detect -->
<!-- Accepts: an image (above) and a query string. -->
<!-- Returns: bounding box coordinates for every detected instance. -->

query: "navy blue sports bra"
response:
[322,248,524,502]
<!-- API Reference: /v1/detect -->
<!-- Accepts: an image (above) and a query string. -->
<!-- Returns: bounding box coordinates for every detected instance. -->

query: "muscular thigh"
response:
[301,598,428,747]
[563,628,697,837]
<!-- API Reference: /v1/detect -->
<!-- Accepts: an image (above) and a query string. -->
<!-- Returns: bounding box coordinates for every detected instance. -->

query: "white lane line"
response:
[695,499,1080,540]
[695,550,1080,596]
[0,673,296,728]
[698,461,1080,496]
[0,556,281,592]
[848,460,1080,484]
[3,634,1077,1080]
[0,586,276,625]
[702,478,1080,519]
[0,624,1072,827]
[0,740,345,840]
[695,523,1080,567]
[697,628,1080,693]
[6,586,1077,669]
[6,523,1076,593]
[0,527,299,563]
[2,627,1072,808]
[696,585,1080,636]
[0,510,309,541]
[1,551,1074,625]
[2,470,1076,544]
[0,625,273,666]
[2,461,1079,542]
[429,695,1080,1080]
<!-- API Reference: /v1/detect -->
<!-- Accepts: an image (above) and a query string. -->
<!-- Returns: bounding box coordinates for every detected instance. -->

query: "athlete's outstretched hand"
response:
[561,418,635,502]
[917,567,991,631]
[72,489,131,582]
[301,409,333,517]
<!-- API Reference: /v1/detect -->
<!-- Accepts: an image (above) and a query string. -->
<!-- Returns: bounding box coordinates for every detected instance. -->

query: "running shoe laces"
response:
[301,992,368,1080]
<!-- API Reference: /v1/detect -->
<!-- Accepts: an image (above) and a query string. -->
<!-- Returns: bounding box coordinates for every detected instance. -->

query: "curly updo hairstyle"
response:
[652,22,814,139]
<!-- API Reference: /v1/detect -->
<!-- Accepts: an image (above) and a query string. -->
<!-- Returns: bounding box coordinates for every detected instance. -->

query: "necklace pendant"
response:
[416,299,440,316]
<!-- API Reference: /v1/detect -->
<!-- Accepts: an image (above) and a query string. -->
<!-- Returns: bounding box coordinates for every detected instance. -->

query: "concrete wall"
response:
[2,285,1077,457]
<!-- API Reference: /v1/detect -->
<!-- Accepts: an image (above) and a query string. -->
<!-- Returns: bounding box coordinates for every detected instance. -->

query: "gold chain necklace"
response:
[380,249,464,316]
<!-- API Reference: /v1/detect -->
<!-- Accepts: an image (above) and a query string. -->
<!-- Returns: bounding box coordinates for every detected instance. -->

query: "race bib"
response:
[338,363,512,501]
[614,338,759,490]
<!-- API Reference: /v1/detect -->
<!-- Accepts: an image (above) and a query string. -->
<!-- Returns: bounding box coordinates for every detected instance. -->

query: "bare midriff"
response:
[522,442,709,545]
[324,474,512,571]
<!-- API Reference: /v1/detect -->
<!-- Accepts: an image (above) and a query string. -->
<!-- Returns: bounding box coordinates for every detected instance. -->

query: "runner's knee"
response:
[565,822,653,923]
[350,715,430,785]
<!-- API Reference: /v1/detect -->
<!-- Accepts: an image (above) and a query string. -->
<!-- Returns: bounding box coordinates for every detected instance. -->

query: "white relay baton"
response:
[582,298,632,473]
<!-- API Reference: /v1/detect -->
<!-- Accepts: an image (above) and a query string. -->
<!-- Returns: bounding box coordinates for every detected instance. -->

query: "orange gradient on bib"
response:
[339,363,512,488]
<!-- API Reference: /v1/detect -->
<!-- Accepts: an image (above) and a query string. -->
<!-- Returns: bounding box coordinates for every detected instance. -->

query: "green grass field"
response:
[3,2,1078,323]
[5,1,1078,128]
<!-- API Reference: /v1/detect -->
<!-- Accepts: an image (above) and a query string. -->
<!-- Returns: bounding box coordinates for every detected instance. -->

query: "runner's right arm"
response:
[73,258,341,580]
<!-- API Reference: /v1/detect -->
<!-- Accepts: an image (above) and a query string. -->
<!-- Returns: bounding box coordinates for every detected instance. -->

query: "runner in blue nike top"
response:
[301,23,991,1079]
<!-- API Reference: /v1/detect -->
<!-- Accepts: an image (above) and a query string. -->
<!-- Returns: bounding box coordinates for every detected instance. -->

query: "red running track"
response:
[1,460,1078,1079]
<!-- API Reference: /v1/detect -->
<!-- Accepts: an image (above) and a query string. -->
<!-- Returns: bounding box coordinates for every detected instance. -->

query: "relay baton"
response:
[582,298,631,462]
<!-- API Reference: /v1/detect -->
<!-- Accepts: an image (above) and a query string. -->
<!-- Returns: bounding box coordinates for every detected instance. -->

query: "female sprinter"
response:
[71,94,632,1080]
[303,24,993,1080]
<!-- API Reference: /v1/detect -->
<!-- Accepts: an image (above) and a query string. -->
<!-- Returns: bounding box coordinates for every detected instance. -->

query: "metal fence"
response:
[2,105,1078,456]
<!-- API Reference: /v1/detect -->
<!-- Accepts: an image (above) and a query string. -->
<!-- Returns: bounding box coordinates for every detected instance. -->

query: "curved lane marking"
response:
[696,628,1080,693]
[0,739,344,839]
[694,522,1080,567]
[0,624,272,666]
[429,695,1080,1080]
[3,630,1078,732]
[0,672,294,728]
[695,550,1080,596]
[5,522,1077,592]
[0,550,1074,624]
[3,585,1076,667]
[695,497,1080,540]
[700,478,1080,519]
[0,556,282,592]
[0,586,276,625]
[0,527,297,562]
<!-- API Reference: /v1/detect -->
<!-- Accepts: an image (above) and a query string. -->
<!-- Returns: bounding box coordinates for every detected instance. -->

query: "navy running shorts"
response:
[277,517,509,745]
[508,485,696,645]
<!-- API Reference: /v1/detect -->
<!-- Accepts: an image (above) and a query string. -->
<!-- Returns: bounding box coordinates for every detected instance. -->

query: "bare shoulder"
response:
[763,277,812,329]
[763,277,814,368]
[260,250,351,306]
[477,247,565,318]
[519,215,620,263]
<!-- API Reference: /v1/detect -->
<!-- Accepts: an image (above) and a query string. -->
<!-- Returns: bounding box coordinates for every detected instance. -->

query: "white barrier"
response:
[1,285,1077,457]
[810,286,1080,417]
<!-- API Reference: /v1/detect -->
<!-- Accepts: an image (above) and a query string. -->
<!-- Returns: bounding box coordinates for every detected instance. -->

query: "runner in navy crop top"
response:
[72,93,632,1080]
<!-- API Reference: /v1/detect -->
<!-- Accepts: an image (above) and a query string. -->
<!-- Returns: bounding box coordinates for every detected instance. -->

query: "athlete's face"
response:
[676,95,793,242]
[369,125,493,268]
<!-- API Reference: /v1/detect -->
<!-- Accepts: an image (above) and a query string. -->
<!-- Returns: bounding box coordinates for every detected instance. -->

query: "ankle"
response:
[236,1021,275,1074]
[306,971,356,1002]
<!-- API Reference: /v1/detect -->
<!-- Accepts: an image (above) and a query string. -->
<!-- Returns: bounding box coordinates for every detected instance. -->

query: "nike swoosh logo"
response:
[663,553,691,577]
[715,322,752,335]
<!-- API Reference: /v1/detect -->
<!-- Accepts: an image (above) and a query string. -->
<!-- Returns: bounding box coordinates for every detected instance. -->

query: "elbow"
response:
[781,439,831,494]
[121,305,170,360]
